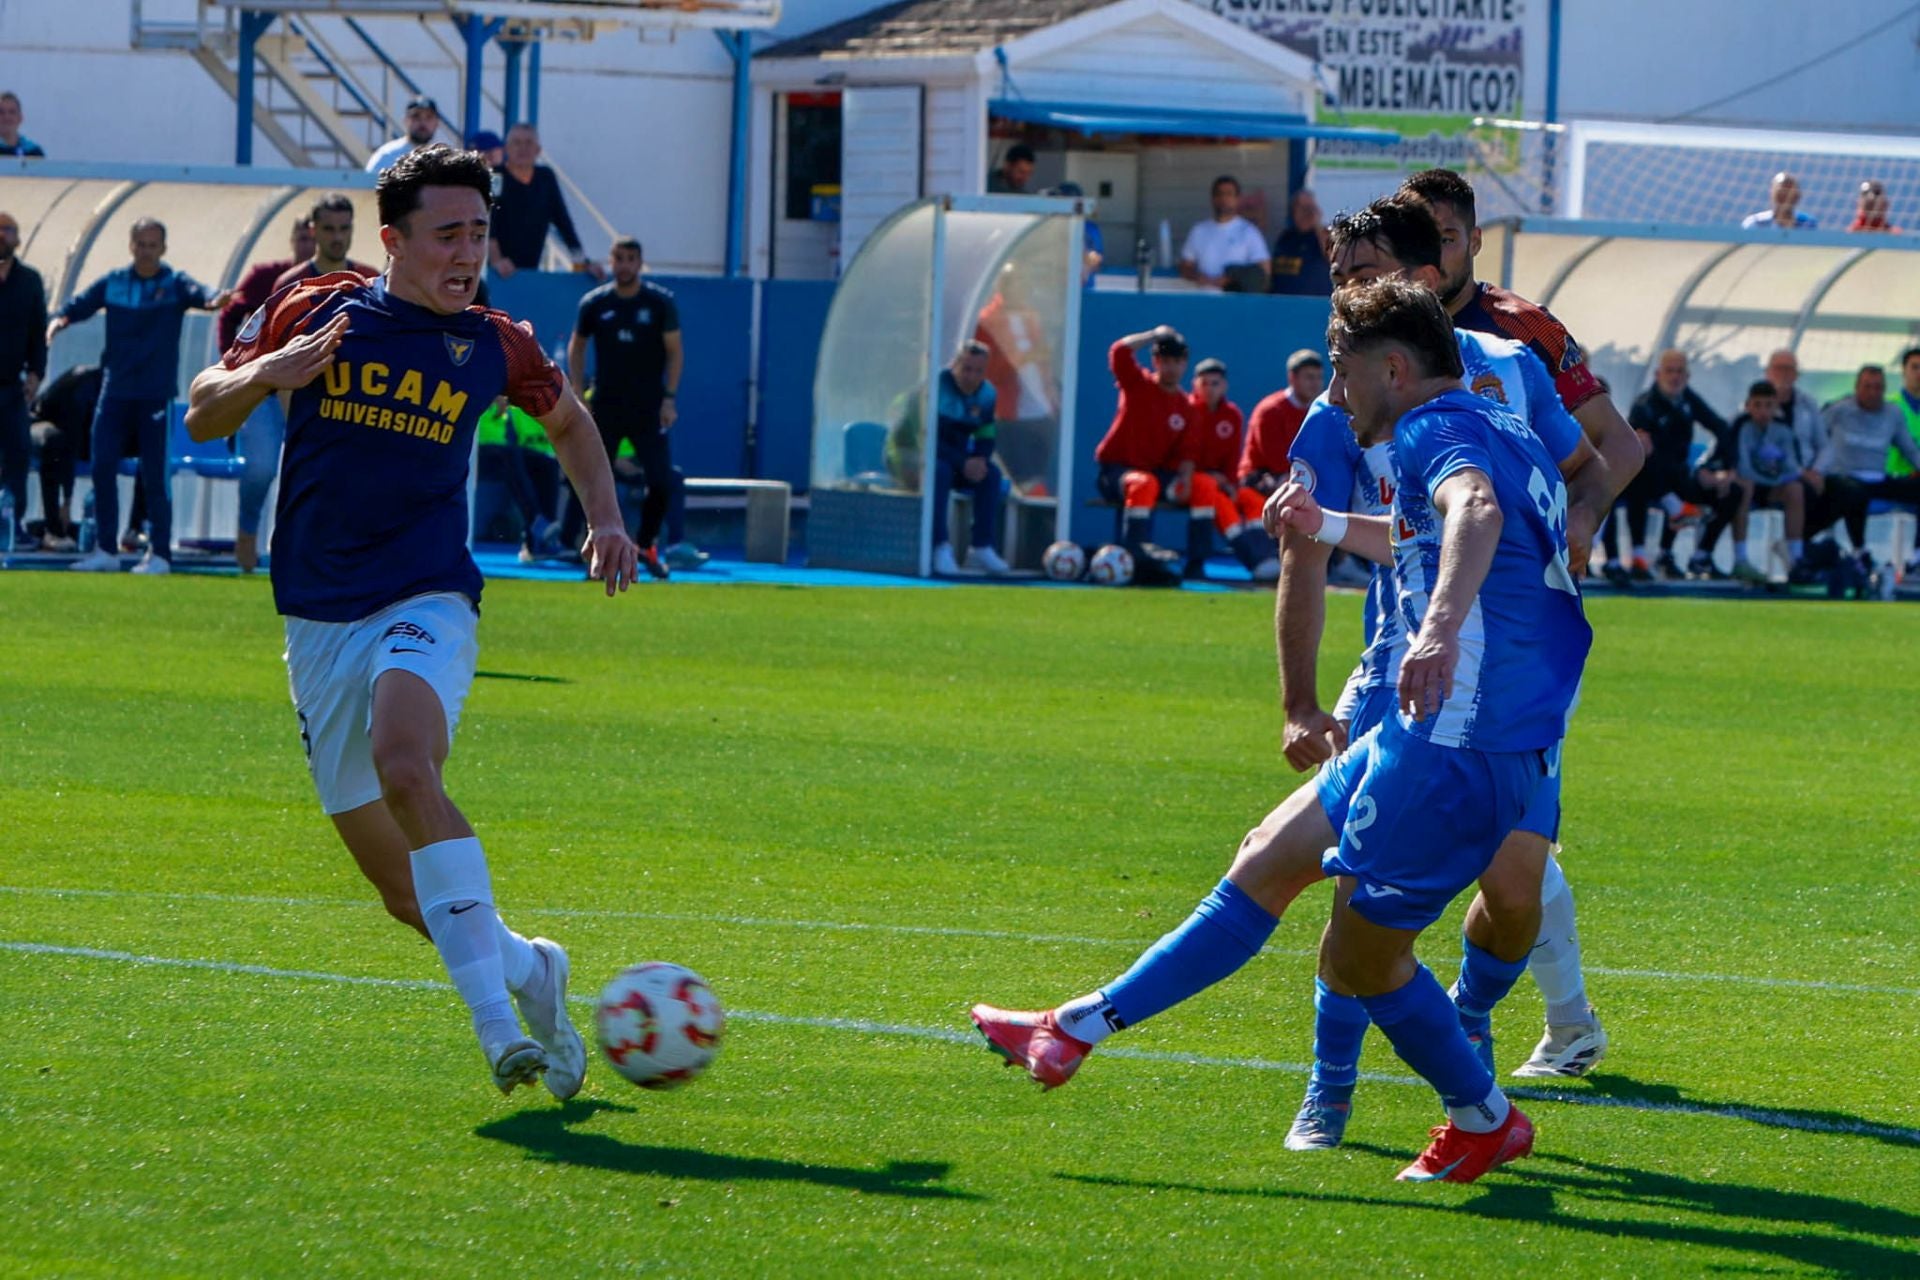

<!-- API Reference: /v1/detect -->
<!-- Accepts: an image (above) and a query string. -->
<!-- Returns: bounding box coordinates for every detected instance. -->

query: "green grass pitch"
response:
[2,574,1915,1277]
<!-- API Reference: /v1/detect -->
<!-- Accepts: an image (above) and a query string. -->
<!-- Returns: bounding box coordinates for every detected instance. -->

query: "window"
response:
[785,92,842,221]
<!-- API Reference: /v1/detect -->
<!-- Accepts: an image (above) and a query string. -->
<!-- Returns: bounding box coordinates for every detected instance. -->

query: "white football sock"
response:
[1632,544,1648,562]
[1449,1084,1512,1133]
[411,837,518,1049]
[495,920,538,993]
[1055,991,1120,1046]
[1530,852,1592,1025]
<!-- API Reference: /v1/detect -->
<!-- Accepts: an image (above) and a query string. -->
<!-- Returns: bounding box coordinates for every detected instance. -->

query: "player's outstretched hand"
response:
[1283,707,1348,772]
[254,313,349,390]
[1398,627,1458,722]
[1262,480,1321,542]
[585,526,639,596]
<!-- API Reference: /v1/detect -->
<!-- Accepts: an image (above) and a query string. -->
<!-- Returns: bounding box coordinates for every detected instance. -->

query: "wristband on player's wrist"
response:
[1311,510,1349,546]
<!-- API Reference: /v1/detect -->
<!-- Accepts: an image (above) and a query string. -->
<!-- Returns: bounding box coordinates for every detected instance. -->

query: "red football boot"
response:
[969,1004,1092,1090]
[1396,1106,1534,1184]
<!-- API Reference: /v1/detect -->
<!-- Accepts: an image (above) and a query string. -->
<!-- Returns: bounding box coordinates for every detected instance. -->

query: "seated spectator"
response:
[467,130,505,168]
[0,91,44,158]
[988,144,1034,194]
[1178,357,1277,581]
[28,363,99,549]
[1732,380,1807,580]
[1269,189,1332,296]
[1741,171,1815,229]
[1890,345,1920,481]
[1606,348,1743,582]
[365,96,439,174]
[1093,325,1190,586]
[1764,348,1825,467]
[1179,176,1270,293]
[1240,350,1322,494]
[490,123,596,276]
[928,340,1009,577]
[476,398,564,559]
[1805,364,1920,567]
[1847,180,1901,233]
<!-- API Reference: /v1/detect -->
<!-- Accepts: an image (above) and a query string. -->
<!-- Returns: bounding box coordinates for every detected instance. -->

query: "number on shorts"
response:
[1345,794,1378,851]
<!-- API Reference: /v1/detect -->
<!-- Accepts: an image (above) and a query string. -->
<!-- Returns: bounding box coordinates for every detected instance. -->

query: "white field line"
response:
[4,884,1917,999]
[4,939,1918,1147]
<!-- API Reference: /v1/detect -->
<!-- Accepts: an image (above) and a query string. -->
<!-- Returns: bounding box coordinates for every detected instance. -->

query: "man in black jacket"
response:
[0,210,46,546]
[1606,348,1746,582]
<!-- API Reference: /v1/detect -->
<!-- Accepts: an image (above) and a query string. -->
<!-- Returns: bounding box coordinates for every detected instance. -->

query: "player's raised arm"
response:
[185,312,347,442]
[536,380,637,595]
[1399,467,1501,721]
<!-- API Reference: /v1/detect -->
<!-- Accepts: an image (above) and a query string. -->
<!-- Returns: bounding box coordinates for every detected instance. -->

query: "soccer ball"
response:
[1042,540,1087,581]
[1088,544,1135,586]
[594,962,725,1089]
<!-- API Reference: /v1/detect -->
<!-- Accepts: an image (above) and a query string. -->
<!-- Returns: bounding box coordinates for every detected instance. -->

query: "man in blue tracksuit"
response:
[49,217,229,573]
[930,340,1010,576]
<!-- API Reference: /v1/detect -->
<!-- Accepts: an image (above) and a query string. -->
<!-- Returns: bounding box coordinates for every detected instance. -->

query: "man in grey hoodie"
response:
[1807,364,1920,554]
[1734,380,1808,577]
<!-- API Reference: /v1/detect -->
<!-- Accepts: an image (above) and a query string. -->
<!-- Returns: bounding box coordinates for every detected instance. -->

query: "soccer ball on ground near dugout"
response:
[1088,544,1134,586]
[594,962,725,1089]
[1042,540,1087,581]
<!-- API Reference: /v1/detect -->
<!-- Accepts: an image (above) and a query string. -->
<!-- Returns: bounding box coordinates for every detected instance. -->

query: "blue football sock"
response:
[1099,878,1277,1032]
[1360,964,1494,1110]
[1309,978,1370,1100]
[1453,937,1530,1034]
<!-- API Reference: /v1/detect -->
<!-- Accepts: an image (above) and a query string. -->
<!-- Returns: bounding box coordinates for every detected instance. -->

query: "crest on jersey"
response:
[1215,420,1234,438]
[1470,372,1509,404]
[1168,412,1186,431]
[638,308,651,324]
[237,306,265,344]
[444,334,474,367]
[1288,457,1317,495]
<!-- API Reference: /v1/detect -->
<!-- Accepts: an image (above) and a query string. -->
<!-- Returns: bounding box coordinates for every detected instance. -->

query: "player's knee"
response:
[1123,471,1159,509]
[1188,472,1220,505]
[371,746,442,813]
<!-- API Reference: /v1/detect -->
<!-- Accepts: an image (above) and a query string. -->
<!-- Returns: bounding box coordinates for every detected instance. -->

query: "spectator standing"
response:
[566,237,681,578]
[0,209,47,547]
[1732,380,1810,576]
[29,363,100,549]
[1239,349,1322,495]
[1847,180,1901,233]
[924,341,1010,576]
[466,130,505,169]
[1807,364,1920,558]
[1179,357,1277,581]
[48,217,231,573]
[365,96,440,174]
[490,124,595,276]
[1093,325,1190,586]
[1269,189,1332,296]
[1741,172,1816,229]
[1178,176,1270,292]
[218,217,314,354]
[0,91,45,157]
[1607,349,1743,582]
[988,144,1035,194]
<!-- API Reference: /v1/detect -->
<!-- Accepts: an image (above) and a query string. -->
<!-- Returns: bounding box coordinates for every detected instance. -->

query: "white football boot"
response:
[1511,1011,1609,1078]
[969,545,1012,576]
[70,547,120,572]
[487,1035,549,1096]
[513,938,588,1100]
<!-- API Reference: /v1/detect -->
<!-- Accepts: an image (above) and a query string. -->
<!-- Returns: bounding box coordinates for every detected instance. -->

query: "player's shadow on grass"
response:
[475,1099,982,1201]
[1510,1072,1920,1150]
[1061,1146,1920,1279]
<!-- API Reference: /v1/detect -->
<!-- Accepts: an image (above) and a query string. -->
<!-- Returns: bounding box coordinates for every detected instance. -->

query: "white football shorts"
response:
[283,591,479,814]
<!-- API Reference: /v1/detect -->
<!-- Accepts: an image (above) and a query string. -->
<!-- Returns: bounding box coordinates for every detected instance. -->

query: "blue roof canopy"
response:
[987,98,1399,145]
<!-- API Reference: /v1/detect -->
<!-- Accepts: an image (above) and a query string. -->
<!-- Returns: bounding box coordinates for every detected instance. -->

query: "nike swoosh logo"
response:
[389,646,427,655]
[449,902,481,915]
[1404,1155,1470,1182]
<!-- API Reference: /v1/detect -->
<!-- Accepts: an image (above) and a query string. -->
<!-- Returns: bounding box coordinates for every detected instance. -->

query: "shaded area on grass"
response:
[1514,1072,1920,1148]
[475,1099,983,1200]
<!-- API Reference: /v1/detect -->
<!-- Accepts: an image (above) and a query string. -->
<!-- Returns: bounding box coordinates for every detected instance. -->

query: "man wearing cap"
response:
[365,97,441,174]
[1092,325,1191,585]
[1179,356,1278,581]
[1241,350,1323,496]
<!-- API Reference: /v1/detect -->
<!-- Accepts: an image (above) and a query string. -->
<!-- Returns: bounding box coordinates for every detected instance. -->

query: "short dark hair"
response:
[377,145,492,229]
[1212,174,1240,196]
[1401,168,1478,228]
[1328,194,1443,274]
[1899,345,1920,367]
[0,91,19,110]
[1747,380,1778,400]
[1005,144,1035,166]
[129,216,165,239]
[1858,363,1886,381]
[308,192,354,225]
[611,235,642,257]
[1328,276,1464,382]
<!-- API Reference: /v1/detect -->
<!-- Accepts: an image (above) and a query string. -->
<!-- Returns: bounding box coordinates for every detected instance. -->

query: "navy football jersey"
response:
[223,273,563,622]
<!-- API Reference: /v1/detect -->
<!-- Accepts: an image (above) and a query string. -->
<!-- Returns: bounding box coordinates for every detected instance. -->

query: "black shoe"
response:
[1602,562,1631,588]
[1655,552,1682,580]
[1786,558,1820,586]
[639,545,670,580]
[1688,554,1728,581]
[1628,561,1654,583]
[1182,559,1209,580]
[1130,551,1183,588]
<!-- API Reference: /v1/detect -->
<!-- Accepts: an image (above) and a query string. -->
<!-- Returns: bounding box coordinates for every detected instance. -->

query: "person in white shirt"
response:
[365,96,442,175]
[1179,175,1270,291]
[1740,171,1816,230]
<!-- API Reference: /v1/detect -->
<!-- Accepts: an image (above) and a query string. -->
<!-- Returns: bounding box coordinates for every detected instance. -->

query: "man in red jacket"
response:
[1094,325,1191,584]
[1240,349,1322,495]
[1179,357,1278,581]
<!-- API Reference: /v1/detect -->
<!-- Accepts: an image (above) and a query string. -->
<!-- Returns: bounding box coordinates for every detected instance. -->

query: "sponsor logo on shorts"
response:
[381,620,437,646]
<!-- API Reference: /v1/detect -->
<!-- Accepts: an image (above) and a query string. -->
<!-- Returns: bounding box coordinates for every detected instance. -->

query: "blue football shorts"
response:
[1314,715,1546,931]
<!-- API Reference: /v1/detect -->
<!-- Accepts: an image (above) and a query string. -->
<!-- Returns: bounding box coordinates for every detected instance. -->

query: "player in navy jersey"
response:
[1277,195,1611,1150]
[184,146,639,1100]
[971,278,1587,1182]
[1396,169,1636,1080]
